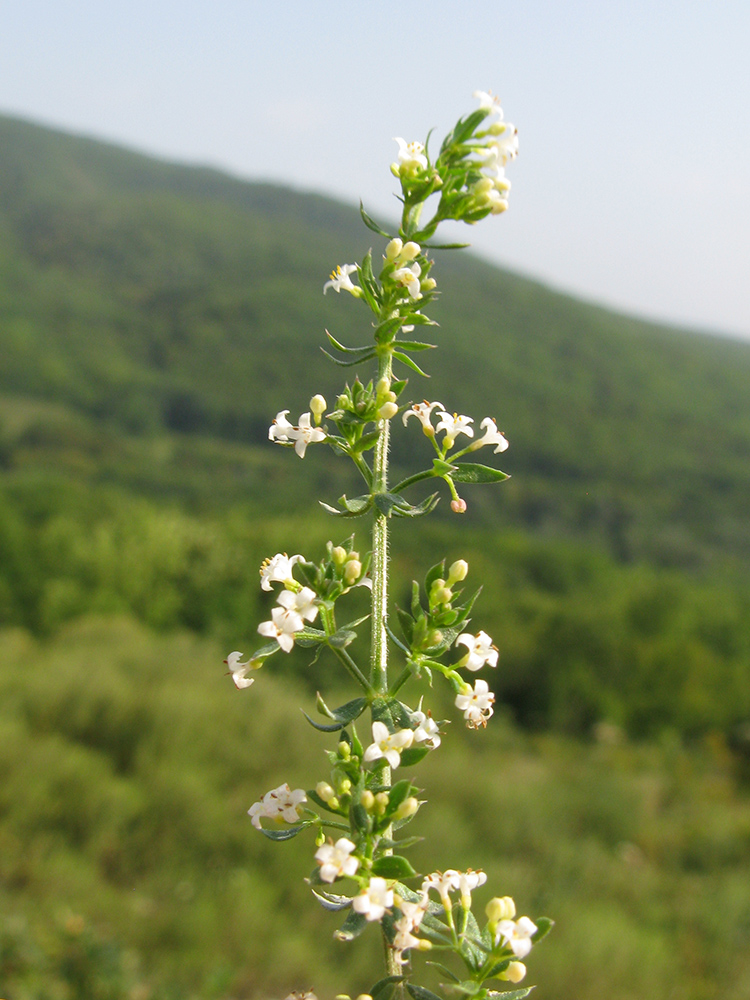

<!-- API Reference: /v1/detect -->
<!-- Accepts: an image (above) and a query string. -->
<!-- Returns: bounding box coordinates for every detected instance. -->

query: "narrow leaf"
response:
[258,824,309,841]
[311,888,353,912]
[393,351,430,377]
[532,916,554,943]
[369,976,404,1000]
[399,746,430,768]
[450,463,510,484]
[406,985,444,1000]
[395,340,437,352]
[360,201,393,238]
[325,329,376,355]
[335,908,369,941]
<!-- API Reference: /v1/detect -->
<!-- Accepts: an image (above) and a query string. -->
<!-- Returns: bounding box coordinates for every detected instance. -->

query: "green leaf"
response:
[302,712,351,733]
[329,628,357,648]
[258,824,309,841]
[532,916,554,943]
[393,350,430,377]
[399,746,430,768]
[371,697,413,730]
[321,348,377,368]
[484,990,533,1000]
[459,907,488,971]
[392,493,441,518]
[311,888,353,911]
[450,463,510,484]
[325,329,377,355]
[305,696,366,731]
[335,908,369,941]
[406,985,444,1000]
[372,855,417,879]
[425,559,446,592]
[395,340,437,352]
[396,606,414,643]
[369,976,405,1000]
[420,240,471,250]
[320,493,373,517]
[360,201,393,238]
[294,626,327,648]
[425,962,461,983]
[385,778,415,813]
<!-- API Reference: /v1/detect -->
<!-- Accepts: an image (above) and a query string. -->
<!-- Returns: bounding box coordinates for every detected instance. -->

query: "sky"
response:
[2,0,749,340]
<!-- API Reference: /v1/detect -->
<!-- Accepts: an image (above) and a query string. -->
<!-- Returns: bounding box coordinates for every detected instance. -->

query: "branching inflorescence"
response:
[224,90,552,1000]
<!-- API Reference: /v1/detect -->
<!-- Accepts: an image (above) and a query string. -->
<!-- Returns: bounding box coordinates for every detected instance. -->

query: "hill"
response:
[1,112,749,568]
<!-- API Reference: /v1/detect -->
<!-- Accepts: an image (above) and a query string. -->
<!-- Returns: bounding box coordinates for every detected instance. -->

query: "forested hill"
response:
[1,111,750,571]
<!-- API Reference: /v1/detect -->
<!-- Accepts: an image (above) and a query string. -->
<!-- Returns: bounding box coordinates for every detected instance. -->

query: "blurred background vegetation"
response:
[0,113,749,999]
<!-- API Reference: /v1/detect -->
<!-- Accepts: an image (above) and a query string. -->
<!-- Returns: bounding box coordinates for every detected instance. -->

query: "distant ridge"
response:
[0,112,749,568]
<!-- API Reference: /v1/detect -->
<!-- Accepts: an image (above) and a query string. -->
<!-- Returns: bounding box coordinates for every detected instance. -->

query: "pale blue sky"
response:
[2,0,749,338]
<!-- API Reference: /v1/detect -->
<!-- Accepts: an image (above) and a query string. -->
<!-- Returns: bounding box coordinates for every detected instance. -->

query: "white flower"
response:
[314,837,359,883]
[495,916,538,959]
[422,868,486,907]
[224,651,255,689]
[268,412,326,458]
[324,263,359,294]
[479,127,519,170]
[403,400,444,435]
[394,137,428,172]
[456,868,487,907]
[248,783,307,830]
[473,89,504,118]
[352,877,394,921]
[392,921,422,965]
[268,410,295,443]
[409,707,441,749]
[472,417,509,453]
[436,411,474,449]
[363,721,414,769]
[260,552,304,591]
[455,679,495,728]
[277,586,319,623]
[292,412,327,458]
[392,262,422,300]
[258,605,305,652]
[456,630,499,671]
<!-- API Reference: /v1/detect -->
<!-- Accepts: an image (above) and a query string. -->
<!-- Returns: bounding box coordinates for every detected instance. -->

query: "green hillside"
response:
[1,114,750,1000]
[1,113,750,567]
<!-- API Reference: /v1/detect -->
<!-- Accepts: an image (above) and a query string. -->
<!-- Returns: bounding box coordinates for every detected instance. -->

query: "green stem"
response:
[329,644,375,694]
[391,468,439,494]
[370,352,393,694]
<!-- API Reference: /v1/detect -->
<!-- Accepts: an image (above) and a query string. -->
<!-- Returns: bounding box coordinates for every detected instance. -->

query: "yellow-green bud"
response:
[473,177,494,195]
[390,162,401,178]
[503,962,527,984]
[395,796,419,821]
[315,828,326,846]
[355,994,374,1000]
[376,376,391,396]
[401,241,421,261]
[448,559,469,583]
[486,895,516,922]
[344,560,362,585]
[331,545,347,566]
[375,791,389,815]
[316,781,335,802]
[328,796,340,811]
[385,238,403,261]
[433,586,452,605]
[338,741,351,760]
[417,939,432,951]
[421,277,437,292]
[489,121,508,136]
[377,402,399,420]
[338,778,352,795]
[310,394,327,424]
[360,789,375,810]
[426,629,444,647]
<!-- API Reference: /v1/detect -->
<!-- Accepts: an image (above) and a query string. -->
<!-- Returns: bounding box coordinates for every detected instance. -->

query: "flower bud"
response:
[338,741,351,760]
[375,791,389,815]
[486,895,516,922]
[331,545,347,566]
[473,177,493,195]
[344,560,362,586]
[315,828,326,846]
[421,277,437,292]
[451,498,467,513]
[390,162,401,178]
[401,241,421,261]
[448,559,469,583]
[355,994,374,1000]
[360,789,375,810]
[316,782,335,802]
[432,587,452,605]
[395,797,419,821]
[310,394,327,424]
[385,238,403,261]
[376,376,391,396]
[338,778,352,796]
[417,939,432,951]
[327,796,340,810]
[377,402,399,420]
[426,629,444,647]
[503,962,526,983]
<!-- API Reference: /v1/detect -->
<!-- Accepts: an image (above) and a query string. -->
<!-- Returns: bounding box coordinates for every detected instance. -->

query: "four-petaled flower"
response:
[248,783,307,830]
[224,651,255,689]
[352,876,394,922]
[258,605,305,652]
[436,411,474,449]
[260,552,304,592]
[314,837,359,883]
[363,721,414,769]
[393,137,428,172]
[495,916,538,959]
[410,707,442,749]
[323,263,359,294]
[277,586,318,623]
[472,416,509,453]
[455,679,495,728]
[473,89,504,118]
[479,127,519,171]
[269,411,326,458]
[392,262,422,300]
[456,630,498,671]
[403,400,444,436]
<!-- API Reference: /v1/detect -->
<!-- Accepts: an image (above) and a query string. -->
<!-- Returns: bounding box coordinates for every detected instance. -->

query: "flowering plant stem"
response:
[232,92,552,1000]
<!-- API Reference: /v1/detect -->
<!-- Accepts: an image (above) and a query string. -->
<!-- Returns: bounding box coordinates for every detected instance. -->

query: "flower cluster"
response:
[403,401,509,456]
[248,783,307,830]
